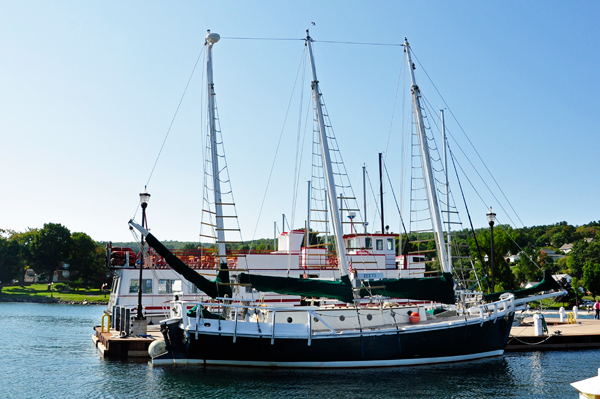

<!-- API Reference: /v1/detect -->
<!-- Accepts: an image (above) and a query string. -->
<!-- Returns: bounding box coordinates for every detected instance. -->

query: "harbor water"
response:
[1,302,598,398]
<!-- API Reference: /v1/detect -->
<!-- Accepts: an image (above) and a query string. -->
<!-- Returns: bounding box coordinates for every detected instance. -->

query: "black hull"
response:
[154,313,514,368]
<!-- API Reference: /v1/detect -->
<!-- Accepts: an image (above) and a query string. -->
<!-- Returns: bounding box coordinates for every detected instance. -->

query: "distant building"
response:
[552,273,572,285]
[505,252,521,263]
[559,243,573,254]
[24,268,40,283]
[540,248,565,262]
[52,263,70,283]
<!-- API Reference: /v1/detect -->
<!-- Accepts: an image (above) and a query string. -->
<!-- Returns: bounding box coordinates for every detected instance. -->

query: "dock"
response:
[92,325,162,358]
[506,317,600,351]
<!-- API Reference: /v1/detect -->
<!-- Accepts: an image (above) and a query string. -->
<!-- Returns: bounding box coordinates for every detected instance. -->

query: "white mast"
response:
[405,38,451,274]
[441,109,453,271]
[206,31,226,266]
[306,30,350,278]
[363,165,368,234]
[306,180,311,249]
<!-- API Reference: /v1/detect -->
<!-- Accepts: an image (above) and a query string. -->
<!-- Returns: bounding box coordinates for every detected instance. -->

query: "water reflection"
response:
[1,303,597,399]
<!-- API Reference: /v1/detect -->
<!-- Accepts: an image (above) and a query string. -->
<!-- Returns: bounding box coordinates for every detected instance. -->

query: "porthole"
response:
[339,315,345,321]
[313,317,319,323]
[366,314,373,321]
[287,317,293,323]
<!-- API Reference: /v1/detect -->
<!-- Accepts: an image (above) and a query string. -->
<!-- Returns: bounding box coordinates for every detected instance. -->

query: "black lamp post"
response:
[137,188,151,320]
[486,207,496,294]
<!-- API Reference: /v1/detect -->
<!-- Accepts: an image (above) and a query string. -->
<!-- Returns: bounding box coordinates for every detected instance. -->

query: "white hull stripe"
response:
[152,350,504,368]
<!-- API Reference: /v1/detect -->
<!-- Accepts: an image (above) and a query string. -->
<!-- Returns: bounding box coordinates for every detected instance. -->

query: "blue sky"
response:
[1,1,599,243]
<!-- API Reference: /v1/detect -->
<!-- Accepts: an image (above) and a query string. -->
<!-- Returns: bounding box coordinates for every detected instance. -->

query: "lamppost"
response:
[137,188,151,320]
[487,207,496,294]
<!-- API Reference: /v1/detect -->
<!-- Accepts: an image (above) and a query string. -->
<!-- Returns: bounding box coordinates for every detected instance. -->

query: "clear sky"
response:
[1,1,599,243]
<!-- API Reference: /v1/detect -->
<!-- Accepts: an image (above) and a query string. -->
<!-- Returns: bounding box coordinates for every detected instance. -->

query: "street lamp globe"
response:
[486,207,496,227]
[140,188,151,209]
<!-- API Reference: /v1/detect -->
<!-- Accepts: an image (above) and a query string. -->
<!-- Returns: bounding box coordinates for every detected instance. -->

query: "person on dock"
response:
[594,300,600,320]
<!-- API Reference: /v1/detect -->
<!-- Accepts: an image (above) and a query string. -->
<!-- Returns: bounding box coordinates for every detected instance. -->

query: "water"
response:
[1,303,597,398]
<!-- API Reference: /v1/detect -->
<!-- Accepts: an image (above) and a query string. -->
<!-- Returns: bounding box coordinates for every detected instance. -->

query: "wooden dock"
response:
[506,317,600,351]
[92,325,162,358]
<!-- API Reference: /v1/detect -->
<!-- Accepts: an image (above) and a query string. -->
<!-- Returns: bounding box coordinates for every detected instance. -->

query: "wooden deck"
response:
[506,316,600,351]
[92,325,162,358]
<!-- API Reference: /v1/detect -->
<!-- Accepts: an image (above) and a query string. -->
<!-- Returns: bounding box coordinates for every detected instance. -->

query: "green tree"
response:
[29,223,72,283]
[470,226,518,293]
[512,247,542,285]
[69,232,106,287]
[582,262,600,298]
[0,236,23,284]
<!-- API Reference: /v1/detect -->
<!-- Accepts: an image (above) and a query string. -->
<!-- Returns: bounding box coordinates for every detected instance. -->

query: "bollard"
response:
[559,307,565,322]
[533,314,543,336]
[573,306,578,321]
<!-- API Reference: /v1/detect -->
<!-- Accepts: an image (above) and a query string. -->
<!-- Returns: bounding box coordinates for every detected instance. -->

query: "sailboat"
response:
[129,30,564,367]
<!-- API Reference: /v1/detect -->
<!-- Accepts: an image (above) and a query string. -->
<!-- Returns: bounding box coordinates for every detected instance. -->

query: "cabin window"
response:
[190,283,201,294]
[158,279,181,294]
[129,279,152,294]
[376,239,383,250]
[387,238,394,251]
[365,237,372,249]
[111,277,120,293]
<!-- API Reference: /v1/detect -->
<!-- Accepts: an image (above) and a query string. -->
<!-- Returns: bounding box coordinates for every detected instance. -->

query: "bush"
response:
[53,283,66,291]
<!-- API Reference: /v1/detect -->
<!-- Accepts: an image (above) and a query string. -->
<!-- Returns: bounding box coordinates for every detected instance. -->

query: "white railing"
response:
[166,293,516,344]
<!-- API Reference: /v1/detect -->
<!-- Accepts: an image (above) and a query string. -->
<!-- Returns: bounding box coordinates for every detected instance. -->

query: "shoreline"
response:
[0,295,107,305]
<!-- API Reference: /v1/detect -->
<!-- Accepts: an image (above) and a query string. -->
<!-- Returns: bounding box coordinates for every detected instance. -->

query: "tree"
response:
[10,228,39,285]
[69,232,106,287]
[29,223,72,282]
[0,237,23,284]
[582,262,600,299]
[470,226,518,293]
[512,247,542,285]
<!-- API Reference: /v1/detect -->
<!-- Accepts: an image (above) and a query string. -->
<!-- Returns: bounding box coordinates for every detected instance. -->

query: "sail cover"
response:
[239,273,355,303]
[483,269,561,302]
[360,273,455,304]
[144,233,232,299]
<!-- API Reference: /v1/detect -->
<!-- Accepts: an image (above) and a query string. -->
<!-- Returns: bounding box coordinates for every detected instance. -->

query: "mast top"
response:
[206,30,220,46]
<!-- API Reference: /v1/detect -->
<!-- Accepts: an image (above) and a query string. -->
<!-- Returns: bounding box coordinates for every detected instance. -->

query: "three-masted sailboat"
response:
[129,30,563,367]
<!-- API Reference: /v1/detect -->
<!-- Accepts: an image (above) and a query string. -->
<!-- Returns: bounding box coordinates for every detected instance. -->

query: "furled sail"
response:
[360,273,455,304]
[239,273,355,303]
[483,269,561,302]
[129,220,232,299]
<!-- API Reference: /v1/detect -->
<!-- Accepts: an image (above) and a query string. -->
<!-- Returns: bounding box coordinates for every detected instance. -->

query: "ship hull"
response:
[153,312,514,368]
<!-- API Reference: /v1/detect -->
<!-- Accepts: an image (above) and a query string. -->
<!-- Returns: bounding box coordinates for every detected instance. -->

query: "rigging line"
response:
[145,45,206,189]
[314,40,403,47]
[290,68,312,247]
[382,159,408,235]
[448,142,519,228]
[220,36,304,41]
[384,50,405,162]
[494,219,542,270]
[364,169,382,229]
[410,48,524,227]
[448,141,490,292]
[249,47,308,248]
[420,93,519,228]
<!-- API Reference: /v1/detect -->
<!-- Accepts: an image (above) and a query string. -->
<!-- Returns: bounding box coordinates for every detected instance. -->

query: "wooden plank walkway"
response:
[92,325,163,358]
[507,316,600,351]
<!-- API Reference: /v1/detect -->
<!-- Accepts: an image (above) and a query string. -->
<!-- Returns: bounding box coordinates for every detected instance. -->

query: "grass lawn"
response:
[1,283,109,303]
